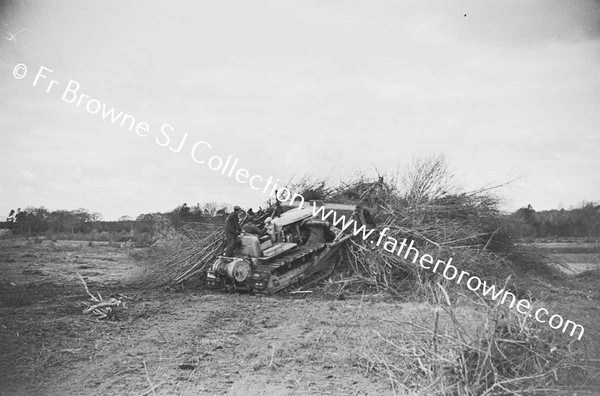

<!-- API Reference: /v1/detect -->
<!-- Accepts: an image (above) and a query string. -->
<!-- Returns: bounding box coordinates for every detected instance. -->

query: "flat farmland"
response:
[533,242,600,275]
[1,239,599,395]
[0,240,452,395]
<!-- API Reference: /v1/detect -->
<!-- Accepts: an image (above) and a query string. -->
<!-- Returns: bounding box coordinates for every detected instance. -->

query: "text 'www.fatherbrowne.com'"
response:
[310,203,585,340]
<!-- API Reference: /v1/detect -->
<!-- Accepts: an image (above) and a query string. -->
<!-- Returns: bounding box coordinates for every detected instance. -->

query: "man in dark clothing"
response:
[353,204,379,248]
[240,210,263,237]
[354,204,376,229]
[243,222,267,237]
[224,206,242,256]
[362,207,376,228]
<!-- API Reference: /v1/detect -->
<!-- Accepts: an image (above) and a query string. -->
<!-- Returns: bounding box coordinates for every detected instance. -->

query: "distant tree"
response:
[47,211,59,233]
[520,204,536,224]
[71,209,92,233]
[47,210,72,233]
[7,209,15,223]
[509,201,600,238]
[179,203,190,221]
[15,208,27,234]
[25,207,50,234]
[188,204,204,222]
[135,213,156,233]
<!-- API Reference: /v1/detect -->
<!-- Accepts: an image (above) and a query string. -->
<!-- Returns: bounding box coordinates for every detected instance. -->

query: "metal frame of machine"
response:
[206,203,355,293]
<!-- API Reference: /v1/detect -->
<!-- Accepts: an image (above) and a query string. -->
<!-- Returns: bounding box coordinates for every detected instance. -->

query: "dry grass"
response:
[355,284,590,395]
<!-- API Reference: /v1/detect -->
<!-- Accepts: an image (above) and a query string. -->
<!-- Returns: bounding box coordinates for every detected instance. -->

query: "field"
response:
[533,242,600,275]
[1,239,600,395]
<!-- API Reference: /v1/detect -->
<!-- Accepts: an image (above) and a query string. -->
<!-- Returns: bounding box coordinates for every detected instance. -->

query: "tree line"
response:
[3,201,598,241]
[5,207,103,235]
[1,203,230,241]
[508,202,600,239]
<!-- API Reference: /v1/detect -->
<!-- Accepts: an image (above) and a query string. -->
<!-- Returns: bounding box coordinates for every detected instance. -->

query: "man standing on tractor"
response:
[224,206,242,257]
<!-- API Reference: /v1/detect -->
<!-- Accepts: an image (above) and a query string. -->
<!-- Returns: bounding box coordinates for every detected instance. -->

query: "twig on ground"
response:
[143,360,158,396]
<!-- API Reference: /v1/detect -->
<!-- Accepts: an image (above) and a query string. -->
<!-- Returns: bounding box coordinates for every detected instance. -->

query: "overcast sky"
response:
[1,0,599,220]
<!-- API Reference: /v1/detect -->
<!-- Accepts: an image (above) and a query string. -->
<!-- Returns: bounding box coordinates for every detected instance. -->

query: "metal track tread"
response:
[257,244,326,273]
[252,241,345,294]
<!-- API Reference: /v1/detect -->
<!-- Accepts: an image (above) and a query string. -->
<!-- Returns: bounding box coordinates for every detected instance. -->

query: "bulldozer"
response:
[206,202,357,294]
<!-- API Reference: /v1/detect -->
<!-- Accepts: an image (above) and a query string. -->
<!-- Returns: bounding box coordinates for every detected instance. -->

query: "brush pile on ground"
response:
[292,157,584,394]
[135,230,224,287]
[133,156,584,393]
[136,156,520,292]
[293,157,515,296]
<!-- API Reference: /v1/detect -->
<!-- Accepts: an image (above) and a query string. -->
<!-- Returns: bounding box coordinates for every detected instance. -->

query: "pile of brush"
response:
[135,230,225,287]
[135,155,516,291]
[131,155,586,394]
[289,156,516,297]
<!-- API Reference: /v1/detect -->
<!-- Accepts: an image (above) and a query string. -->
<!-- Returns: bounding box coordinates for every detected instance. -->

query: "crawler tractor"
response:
[206,202,356,294]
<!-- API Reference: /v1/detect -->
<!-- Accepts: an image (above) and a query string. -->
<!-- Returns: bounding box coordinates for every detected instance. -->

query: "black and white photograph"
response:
[1,1,599,395]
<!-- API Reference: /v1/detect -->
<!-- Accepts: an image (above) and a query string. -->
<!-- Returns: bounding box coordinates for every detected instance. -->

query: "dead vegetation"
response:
[77,273,125,321]
[126,155,595,394]
[355,284,590,395]
[134,229,225,287]
[289,156,516,297]
[289,157,591,394]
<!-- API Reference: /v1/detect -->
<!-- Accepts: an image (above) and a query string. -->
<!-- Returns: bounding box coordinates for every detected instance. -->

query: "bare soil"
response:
[1,240,599,395]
